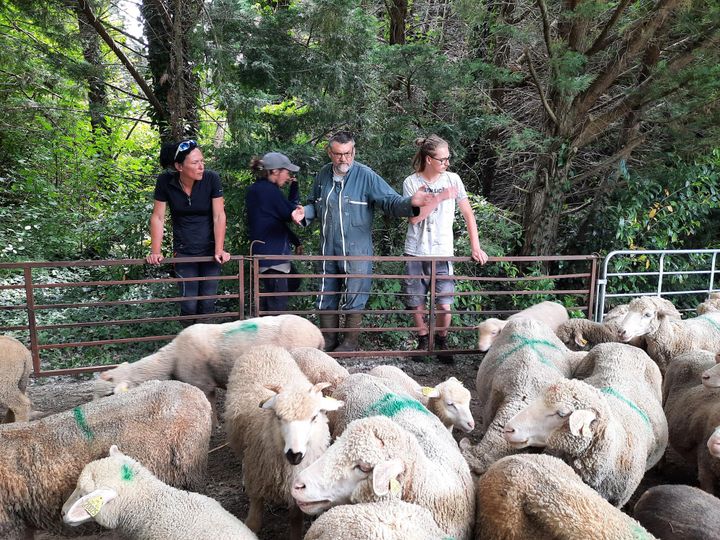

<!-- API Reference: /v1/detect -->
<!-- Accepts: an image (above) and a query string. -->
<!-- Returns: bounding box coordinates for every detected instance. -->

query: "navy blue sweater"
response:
[246,179,301,267]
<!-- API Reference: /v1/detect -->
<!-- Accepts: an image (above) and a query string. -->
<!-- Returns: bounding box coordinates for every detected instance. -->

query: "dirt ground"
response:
[24,351,693,539]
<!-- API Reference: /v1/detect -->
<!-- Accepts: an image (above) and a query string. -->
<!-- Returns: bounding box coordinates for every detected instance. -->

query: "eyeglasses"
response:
[330,150,355,159]
[174,140,197,159]
[429,155,451,164]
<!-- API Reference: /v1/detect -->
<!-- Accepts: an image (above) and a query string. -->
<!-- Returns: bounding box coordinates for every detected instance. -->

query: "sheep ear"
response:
[113,382,130,394]
[372,458,405,496]
[569,409,596,437]
[573,331,588,348]
[320,397,343,412]
[312,382,332,394]
[109,445,121,457]
[64,488,118,525]
[260,395,278,409]
[419,386,440,398]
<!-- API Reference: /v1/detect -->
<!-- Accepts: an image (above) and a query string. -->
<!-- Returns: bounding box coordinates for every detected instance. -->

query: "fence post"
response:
[23,266,41,376]
[587,256,598,321]
[428,259,436,352]
[238,257,245,320]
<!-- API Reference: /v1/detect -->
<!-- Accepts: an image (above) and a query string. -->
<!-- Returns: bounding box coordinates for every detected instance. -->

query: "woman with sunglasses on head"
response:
[247,152,305,313]
[146,140,231,322]
[403,135,488,364]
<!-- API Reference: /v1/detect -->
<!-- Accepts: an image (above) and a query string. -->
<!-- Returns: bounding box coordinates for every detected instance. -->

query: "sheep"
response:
[634,484,720,540]
[0,335,32,423]
[62,445,257,539]
[93,313,325,418]
[304,501,445,540]
[292,416,475,540]
[662,350,720,494]
[476,300,569,352]
[224,344,343,540]
[555,304,652,350]
[291,346,349,395]
[369,364,475,433]
[618,296,720,373]
[503,343,668,506]
[697,291,720,315]
[475,454,655,540]
[460,318,586,475]
[0,380,211,539]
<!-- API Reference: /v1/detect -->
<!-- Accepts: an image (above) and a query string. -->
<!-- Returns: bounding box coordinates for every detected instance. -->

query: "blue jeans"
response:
[317,259,372,311]
[174,254,221,316]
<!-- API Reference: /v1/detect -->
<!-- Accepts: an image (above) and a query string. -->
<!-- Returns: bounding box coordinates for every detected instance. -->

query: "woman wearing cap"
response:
[247,152,305,313]
[147,140,231,321]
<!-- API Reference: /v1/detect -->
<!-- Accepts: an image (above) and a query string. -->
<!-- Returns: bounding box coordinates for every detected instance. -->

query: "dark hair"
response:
[173,140,198,165]
[159,142,177,169]
[249,157,268,178]
[328,131,355,147]
[412,135,448,172]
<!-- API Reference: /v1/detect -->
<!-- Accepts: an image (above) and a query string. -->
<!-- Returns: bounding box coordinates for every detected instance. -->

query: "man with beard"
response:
[303,131,449,352]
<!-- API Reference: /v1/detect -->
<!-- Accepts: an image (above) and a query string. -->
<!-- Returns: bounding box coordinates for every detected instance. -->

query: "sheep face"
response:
[93,364,134,398]
[292,417,407,515]
[427,378,475,433]
[503,381,599,449]
[477,319,507,352]
[62,445,129,529]
[618,297,679,341]
[709,427,720,459]
[702,361,720,389]
[261,382,343,465]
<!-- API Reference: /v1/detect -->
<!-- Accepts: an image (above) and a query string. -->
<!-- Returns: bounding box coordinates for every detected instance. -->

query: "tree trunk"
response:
[75,5,109,134]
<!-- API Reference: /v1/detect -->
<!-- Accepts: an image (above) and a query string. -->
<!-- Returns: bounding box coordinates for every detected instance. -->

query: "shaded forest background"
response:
[1,0,719,263]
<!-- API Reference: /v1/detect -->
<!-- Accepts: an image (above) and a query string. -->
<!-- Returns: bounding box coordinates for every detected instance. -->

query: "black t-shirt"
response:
[153,170,223,254]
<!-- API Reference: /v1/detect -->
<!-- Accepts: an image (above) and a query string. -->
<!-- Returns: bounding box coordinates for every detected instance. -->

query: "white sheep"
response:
[662,350,720,494]
[224,344,342,540]
[634,484,720,540]
[476,454,654,540]
[369,365,475,433]
[460,318,586,475]
[476,300,569,352]
[292,416,475,540]
[618,296,720,372]
[304,501,445,540]
[555,304,651,350]
[93,314,325,418]
[0,335,32,423]
[62,445,256,539]
[291,346,349,396]
[503,343,668,506]
[697,291,720,315]
[701,352,720,389]
[0,380,211,539]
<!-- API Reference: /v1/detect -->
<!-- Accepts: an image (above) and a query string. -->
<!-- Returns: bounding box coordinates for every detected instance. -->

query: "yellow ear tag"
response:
[390,478,401,496]
[421,387,434,397]
[578,337,588,346]
[83,495,104,517]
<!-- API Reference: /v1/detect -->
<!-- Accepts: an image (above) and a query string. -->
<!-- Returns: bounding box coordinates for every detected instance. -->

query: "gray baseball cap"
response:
[262,152,300,172]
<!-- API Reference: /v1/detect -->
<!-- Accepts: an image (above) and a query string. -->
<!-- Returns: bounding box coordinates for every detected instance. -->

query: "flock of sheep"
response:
[1,292,720,539]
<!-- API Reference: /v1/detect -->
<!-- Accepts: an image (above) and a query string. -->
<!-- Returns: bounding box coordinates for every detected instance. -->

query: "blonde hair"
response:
[412,135,449,172]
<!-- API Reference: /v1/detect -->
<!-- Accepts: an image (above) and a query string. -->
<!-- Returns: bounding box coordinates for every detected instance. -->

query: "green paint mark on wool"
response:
[365,393,430,418]
[698,315,720,333]
[223,320,259,337]
[600,387,650,428]
[73,407,94,440]
[492,333,562,370]
[631,524,652,539]
[121,464,134,482]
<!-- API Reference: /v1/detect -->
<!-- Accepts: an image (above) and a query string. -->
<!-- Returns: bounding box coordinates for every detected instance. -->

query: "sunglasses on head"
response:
[174,140,197,159]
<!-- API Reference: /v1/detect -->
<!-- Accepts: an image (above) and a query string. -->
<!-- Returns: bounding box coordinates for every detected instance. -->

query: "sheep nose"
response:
[292,481,306,493]
[286,450,304,465]
[503,425,515,434]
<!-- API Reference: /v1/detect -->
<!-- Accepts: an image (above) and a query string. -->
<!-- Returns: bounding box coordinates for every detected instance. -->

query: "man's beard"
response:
[334,163,351,175]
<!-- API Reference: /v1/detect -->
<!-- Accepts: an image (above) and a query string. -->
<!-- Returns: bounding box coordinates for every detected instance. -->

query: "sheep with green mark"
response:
[369,365,475,433]
[62,445,257,540]
[459,318,587,475]
[0,335,33,423]
[663,350,720,494]
[476,454,656,540]
[0,380,211,539]
[224,345,343,540]
[618,295,720,373]
[503,343,667,506]
[93,314,324,420]
[292,416,475,540]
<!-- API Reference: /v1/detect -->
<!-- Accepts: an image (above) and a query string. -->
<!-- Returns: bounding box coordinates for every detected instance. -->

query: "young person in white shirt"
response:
[403,135,488,363]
